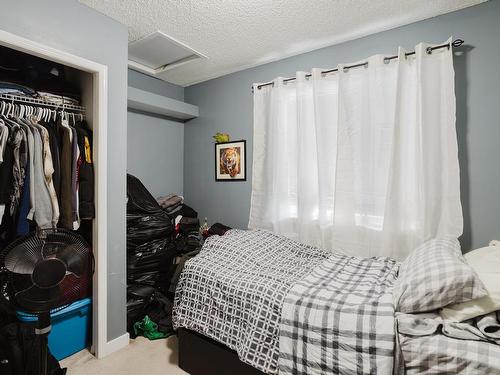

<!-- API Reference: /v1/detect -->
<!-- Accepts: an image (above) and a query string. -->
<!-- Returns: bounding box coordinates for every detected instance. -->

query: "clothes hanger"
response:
[0,102,14,129]
[1,101,6,117]
[2,104,19,128]
[3,103,12,118]
[0,104,6,128]
[12,103,19,119]
[60,108,71,128]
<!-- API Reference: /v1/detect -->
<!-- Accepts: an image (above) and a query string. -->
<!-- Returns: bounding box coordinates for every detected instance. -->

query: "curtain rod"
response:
[252,39,464,92]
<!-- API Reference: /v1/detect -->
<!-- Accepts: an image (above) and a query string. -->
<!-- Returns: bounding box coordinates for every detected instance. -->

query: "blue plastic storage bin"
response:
[16,298,92,361]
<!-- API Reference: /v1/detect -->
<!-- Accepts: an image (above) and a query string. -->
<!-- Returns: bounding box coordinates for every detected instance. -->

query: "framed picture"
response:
[215,140,246,181]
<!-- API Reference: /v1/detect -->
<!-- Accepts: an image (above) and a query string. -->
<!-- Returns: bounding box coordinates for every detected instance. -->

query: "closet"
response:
[0,32,109,358]
[0,45,94,240]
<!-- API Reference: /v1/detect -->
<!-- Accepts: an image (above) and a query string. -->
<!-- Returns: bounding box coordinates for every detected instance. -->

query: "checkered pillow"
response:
[394,237,487,313]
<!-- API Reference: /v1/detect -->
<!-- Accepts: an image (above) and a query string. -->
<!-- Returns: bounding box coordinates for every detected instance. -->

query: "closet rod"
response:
[0,93,86,112]
[253,39,464,91]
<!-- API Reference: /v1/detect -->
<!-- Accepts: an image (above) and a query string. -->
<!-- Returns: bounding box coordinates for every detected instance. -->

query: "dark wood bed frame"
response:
[178,328,265,375]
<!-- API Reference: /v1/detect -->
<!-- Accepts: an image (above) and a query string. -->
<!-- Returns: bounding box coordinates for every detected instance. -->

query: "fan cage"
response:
[0,228,94,315]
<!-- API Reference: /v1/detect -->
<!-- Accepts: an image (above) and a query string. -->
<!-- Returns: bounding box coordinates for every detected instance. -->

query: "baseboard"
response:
[97,332,130,358]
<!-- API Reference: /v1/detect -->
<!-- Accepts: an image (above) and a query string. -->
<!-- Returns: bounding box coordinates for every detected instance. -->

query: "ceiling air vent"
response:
[128,31,206,76]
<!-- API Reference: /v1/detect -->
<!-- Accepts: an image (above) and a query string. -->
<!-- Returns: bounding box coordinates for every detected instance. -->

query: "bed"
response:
[173,229,398,374]
[173,229,500,374]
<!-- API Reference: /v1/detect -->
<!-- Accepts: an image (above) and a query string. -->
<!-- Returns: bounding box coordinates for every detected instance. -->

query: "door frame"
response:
[0,29,124,358]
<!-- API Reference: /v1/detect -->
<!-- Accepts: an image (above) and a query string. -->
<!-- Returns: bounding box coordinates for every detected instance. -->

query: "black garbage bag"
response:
[127,271,161,288]
[146,291,174,336]
[126,174,174,247]
[127,174,167,217]
[126,287,174,338]
[126,174,182,330]
[127,238,176,263]
[127,216,174,249]
[127,285,155,337]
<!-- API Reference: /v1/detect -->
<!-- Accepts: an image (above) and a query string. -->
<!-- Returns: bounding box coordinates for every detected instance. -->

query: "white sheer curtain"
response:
[248,39,462,260]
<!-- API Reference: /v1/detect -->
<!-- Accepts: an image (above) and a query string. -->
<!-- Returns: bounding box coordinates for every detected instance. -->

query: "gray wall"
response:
[0,0,128,340]
[128,69,184,101]
[127,70,185,197]
[184,0,500,252]
[127,111,184,197]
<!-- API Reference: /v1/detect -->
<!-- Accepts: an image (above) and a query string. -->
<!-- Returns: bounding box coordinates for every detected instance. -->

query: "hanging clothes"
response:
[0,96,92,245]
[0,120,8,161]
[34,121,59,227]
[75,122,95,220]
[71,126,80,230]
[16,160,30,236]
[0,119,11,222]
[57,117,73,229]
[30,121,53,229]
[0,122,14,243]
[9,124,27,216]
[14,119,35,235]
[16,119,35,222]
[41,121,61,200]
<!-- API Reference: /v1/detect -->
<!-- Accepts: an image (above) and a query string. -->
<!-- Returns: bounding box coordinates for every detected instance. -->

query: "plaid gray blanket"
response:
[172,229,330,374]
[279,254,399,375]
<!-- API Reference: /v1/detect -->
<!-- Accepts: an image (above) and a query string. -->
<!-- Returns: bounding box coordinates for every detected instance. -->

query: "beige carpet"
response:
[61,335,188,375]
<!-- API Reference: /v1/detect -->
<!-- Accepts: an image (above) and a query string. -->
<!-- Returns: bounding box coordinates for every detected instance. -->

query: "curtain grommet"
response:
[343,66,349,73]
[426,46,433,55]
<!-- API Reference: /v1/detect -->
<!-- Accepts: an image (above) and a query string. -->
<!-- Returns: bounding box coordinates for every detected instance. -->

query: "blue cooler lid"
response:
[16,297,92,321]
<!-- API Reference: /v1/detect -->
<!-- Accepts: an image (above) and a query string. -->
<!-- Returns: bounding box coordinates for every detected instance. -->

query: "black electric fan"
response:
[0,229,93,375]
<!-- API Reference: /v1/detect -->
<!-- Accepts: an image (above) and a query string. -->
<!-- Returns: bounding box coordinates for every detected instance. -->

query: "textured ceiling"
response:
[80,0,485,87]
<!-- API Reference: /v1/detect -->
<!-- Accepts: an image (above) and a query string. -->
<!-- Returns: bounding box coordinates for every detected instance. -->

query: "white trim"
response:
[128,54,201,76]
[127,60,158,76]
[96,333,130,358]
[92,62,109,359]
[0,29,119,358]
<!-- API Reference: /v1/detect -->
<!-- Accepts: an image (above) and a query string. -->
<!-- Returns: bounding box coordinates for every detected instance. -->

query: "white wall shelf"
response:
[127,86,198,121]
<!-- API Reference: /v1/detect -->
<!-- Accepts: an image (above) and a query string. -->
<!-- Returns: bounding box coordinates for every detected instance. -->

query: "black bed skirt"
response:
[178,328,265,375]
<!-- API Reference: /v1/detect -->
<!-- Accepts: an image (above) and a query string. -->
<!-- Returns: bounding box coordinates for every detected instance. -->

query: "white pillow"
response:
[393,238,487,313]
[440,244,500,322]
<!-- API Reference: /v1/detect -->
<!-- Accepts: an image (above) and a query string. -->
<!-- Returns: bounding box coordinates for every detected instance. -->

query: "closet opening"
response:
[0,29,111,359]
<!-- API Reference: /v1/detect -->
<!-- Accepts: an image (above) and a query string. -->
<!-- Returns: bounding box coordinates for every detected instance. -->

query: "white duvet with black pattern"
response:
[172,229,330,374]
